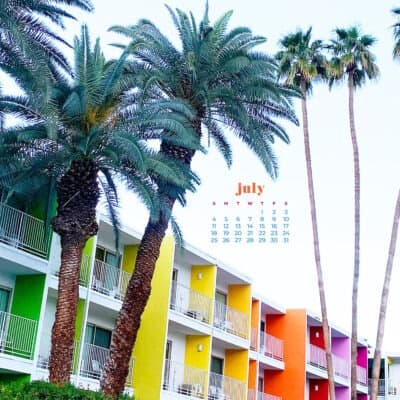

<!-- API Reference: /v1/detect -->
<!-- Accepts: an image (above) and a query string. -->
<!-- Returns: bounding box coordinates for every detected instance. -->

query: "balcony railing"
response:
[248,389,256,400]
[213,301,248,339]
[163,359,206,398]
[170,281,212,324]
[250,328,257,351]
[308,344,327,370]
[368,379,386,396]
[260,332,283,361]
[37,338,134,386]
[92,259,131,301]
[0,202,49,258]
[356,365,367,385]
[257,392,282,400]
[37,334,80,371]
[208,372,245,400]
[332,354,349,379]
[0,310,37,359]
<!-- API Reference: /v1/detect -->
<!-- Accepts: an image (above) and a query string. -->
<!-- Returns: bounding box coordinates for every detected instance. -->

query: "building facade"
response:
[0,202,370,399]
[368,354,400,399]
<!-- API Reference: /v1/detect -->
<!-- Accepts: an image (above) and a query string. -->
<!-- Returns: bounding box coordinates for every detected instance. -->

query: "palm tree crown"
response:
[111,4,298,178]
[275,27,327,94]
[328,27,379,87]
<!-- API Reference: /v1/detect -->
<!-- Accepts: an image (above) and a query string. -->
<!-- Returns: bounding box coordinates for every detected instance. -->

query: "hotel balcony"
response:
[259,332,283,361]
[368,378,400,398]
[332,353,349,380]
[308,344,327,370]
[248,389,282,400]
[91,259,131,301]
[208,372,245,400]
[356,365,367,386]
[0,202,50,259]
[37,336,133,386]
[213,301,248,339]
[250,328,257,351]
[170,281,213,324]
[163,359,207,398]
[0,310,37,360]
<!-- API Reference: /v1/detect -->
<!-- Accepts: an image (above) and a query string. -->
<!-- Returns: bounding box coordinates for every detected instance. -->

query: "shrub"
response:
[0,381,133,399]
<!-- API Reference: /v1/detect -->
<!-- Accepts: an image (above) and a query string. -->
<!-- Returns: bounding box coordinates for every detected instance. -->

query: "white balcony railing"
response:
[332,354,349,379]
[163,359,206,398]
[356,365,367,385]
[37,334,80,371]
[0,202,49,258]
[92,259,131,301]
[260,332,283,361]
[213,301,248,339]
[308,343,327,370]
[169,281,213,324]
[257,392,282,400]
[37,338,134,386]
[0,310,37,359]
[208,372,245,400]
[250,328,257,351]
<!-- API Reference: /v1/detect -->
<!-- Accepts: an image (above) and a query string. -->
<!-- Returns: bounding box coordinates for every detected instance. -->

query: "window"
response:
[84,324,112,349]
[215,291,227,305]
[0,288,10,313]
[211,356,224,375]
[95,246,119,268]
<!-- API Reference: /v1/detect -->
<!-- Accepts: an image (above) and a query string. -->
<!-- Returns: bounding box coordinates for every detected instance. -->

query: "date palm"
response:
[0,0,93,74]
[328,26,379,400]
[275,27,335,400]
[0,25,199,384]
[101,5,298,397]
[392,7,400,58]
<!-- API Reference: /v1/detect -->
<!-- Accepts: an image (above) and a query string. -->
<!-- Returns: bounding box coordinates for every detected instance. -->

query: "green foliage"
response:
[111,4,298,179]
[327,26,379,89]
[0,380,132,399]
[275,27,328,94]
[0,0,93,77]
[0,25,201,233]
[392,8,400,58]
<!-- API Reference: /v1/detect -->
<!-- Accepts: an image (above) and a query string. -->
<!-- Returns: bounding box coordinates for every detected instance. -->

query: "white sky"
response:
[41,0,400,353]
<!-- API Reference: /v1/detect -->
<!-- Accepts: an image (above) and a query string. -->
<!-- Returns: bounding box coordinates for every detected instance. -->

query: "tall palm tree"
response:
[275,27,336,400]
[370,189,400,400]
[101,5,298,397]
[0,0,93,73]
[328,26,379,400]
[0,26,199,384]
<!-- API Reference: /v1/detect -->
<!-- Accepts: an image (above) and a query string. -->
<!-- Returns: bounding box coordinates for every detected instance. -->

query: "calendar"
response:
[208,181,290,245]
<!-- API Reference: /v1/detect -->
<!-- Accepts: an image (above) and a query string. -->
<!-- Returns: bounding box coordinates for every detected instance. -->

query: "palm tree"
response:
[275,27,335,400]
[0,0,93,73]
[101,5,298,397]
[0,26,199,384]
[328,26,379,400]
[370,189,400,400]
[392,7,400,57]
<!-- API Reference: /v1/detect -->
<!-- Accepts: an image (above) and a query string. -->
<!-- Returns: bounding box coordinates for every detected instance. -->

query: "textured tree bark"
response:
[348,73,361,400]
[300,81,336,400]
[101,122,200,398]
[370,189,400,400]
[49,159,99,384]
[49,240,84,383]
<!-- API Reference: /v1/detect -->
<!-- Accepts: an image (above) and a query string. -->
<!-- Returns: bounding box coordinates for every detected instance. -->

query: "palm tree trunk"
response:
[49,239,85,383]
[348,73,361,400]
[370,188,400,400]
[101,124,200,398]
[300,81,336,400]
[49,159,99,384]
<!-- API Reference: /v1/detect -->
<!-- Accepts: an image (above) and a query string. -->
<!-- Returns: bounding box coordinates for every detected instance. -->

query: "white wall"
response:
[0,272,15,292]
[167,331,186,363]
[86,310,115,332]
